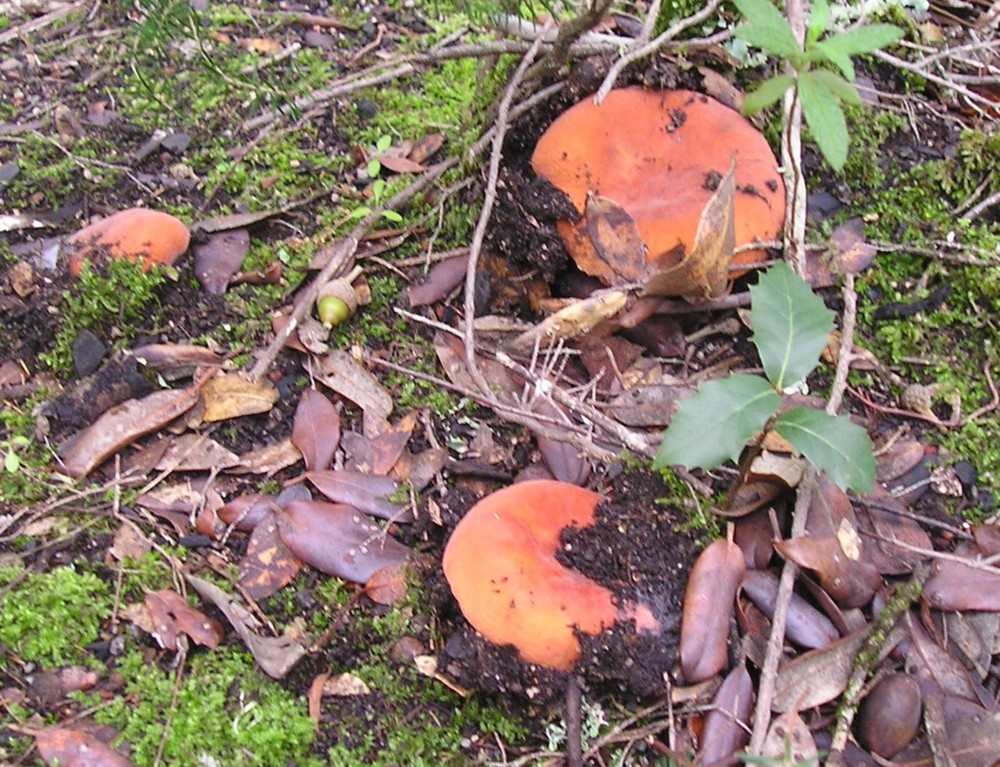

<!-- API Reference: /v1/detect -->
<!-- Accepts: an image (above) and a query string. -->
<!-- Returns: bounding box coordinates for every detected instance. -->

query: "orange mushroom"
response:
[442,479,657,671]
[531,88,785,283]
[67,208,190,276]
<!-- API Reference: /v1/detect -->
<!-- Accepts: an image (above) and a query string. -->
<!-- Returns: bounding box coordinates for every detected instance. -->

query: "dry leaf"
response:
[154,433,240,472]
[774,536,882,608]
[109,520,151,562]
[322,672,371,696]
[58,387,200,477]
[185,574,308,679]
[131,343,224,380]
[317,350,392,437]
[201,373,278,422]
[760,711,818,764]
[924,556,1000,612]
[145,589,224,651]
[642,162,735,299]
[740,569,839,649]
[583,194,648,282]
[238,511,302,600]
[291,389,341,472]
[305,469,411,521]
[193,228,251,295]
[407,254,468,307]
[365,562,409,605]
[696,663,753,764]
[277,500,409,583]
[231,438,302,474]
[35,727,134,767]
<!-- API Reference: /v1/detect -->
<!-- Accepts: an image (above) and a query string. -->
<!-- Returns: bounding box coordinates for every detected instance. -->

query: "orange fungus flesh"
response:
[530,88,785,282]
[68,208,190,276]
[442,479,656,671]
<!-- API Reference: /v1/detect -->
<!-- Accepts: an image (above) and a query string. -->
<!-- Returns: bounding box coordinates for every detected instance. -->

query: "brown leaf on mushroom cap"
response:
[531,88,784,285]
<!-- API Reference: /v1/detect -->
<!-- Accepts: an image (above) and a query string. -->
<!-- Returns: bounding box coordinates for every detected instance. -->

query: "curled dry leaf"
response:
[231,438,303,475]
[761,711,818,765]
[277,500,409,583]
[696,663,754,765]
[583,194,648,282]
[145,589,224,651]
[154,433,240,472]
[855,487,932,574]
[680,539,746,683]
[201,373,279,422]
[904,611,981,702]
[740,569,839,649]
[291,389,341,472]
[58,386,200,477]
[365,562,409,606]
[218,494,275,531]
[131,342,224,380]
[305,469,411,521]
[35,727,135,767]
[774,535,883,608]
[185,574,307,679]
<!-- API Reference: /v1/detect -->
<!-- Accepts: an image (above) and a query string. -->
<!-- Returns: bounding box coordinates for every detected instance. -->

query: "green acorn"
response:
[315,267,362,328]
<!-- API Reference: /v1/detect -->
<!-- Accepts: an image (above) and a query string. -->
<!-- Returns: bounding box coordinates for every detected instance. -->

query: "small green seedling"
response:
[3,435,30,474]
[351,134,404,224]
[655,263,876,493]
[732,0,904,171]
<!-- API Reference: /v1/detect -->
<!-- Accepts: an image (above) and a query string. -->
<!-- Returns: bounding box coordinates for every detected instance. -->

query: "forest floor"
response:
[1,1,999,766]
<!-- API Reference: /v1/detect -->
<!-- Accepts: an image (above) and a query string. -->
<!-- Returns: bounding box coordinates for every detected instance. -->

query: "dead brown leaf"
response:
[305,469,412,521]
[35,727,134,767]
[58,386,200,477]
[291,389,341,472]
[583,194,648,282]
[238,511,302,600]
[144,589,224,651]
[193,228,251,295]
[316,350,392,437]
[201,373,278,422]
[642,162,735,299]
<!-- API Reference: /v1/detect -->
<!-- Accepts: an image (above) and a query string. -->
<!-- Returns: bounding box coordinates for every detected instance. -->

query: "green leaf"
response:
[810,69,862,106]
[807,0,829,45]
[743,74,795,115]
[822,24,904,57]
[367,159,381,177]
[375,134,392,153]
[749,261,835,390]
[655,375,780,470]
[773,407,876,492]
[732,0,802,60]
[798,72,849,171]
[809,40,855,80]
[5,451,20,474]
[381,210,403,223]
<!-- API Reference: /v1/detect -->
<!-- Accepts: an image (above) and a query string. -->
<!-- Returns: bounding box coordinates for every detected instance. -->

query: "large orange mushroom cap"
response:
[68,208,190,277]
[531,88,785,282]
[443,479,657,672]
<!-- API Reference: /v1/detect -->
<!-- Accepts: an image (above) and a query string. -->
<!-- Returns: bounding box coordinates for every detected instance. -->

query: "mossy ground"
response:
[1,1,998,765]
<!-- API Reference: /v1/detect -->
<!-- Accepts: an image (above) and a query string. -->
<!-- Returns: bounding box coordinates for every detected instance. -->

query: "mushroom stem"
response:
[566,674,583,767]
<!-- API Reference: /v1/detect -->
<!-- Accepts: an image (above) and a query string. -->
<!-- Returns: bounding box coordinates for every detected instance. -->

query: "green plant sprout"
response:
[655,262,876,493]
[732,0,903,171]
[3,435,30,474]
[350,135,404,224]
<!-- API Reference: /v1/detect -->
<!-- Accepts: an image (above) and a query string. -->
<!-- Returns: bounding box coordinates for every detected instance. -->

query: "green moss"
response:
[0,565,112,666]
[40,259,169,376]
[91,647,319,767]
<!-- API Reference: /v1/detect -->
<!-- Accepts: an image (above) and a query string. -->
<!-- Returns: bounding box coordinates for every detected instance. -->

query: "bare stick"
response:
[595,0,726,103]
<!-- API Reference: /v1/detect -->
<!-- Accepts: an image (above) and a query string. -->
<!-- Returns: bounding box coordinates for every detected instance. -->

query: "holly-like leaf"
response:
[799,71,850,171]
[750,261,835,390]
[732,0,802,61]
[773,407,876,492]
[655,375,780,470]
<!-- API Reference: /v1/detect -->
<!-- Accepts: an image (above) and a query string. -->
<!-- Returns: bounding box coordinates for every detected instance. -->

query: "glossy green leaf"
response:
[655,375,780,470]
[773,407,876,492]
[799,72,849,171]
[749,261,835,390]
[743,74,795,115]
[822,24,904,57]
[732,0,802,60]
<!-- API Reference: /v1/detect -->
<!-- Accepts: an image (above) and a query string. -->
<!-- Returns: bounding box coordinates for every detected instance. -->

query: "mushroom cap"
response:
[531,88,785,282]
[442,479,655,671]
[68,208,190,276]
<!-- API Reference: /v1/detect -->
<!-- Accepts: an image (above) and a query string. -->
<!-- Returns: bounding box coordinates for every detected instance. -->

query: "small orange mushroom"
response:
[531,88,785,283]
[442,479,657,671]
[67,208,190,276]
